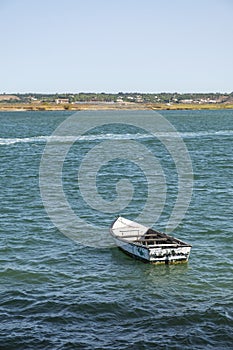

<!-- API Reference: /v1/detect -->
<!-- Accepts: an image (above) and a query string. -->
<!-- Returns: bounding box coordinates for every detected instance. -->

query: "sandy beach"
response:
[0,102,233,112]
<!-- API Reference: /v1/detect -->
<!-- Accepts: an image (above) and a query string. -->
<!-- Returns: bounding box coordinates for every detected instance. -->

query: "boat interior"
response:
[134,229,181,247]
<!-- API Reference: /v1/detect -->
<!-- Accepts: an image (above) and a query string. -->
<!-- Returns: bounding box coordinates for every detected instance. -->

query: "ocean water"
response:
[0,109,233,349]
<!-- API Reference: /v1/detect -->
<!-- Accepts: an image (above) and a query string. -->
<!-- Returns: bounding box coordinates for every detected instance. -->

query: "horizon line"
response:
[1,91,232,95]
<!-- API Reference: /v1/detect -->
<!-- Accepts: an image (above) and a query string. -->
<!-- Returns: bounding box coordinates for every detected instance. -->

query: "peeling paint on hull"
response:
[119,247,189,264]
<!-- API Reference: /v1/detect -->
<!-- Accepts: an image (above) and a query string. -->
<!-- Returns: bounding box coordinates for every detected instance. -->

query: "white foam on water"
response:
[1,130,233,145]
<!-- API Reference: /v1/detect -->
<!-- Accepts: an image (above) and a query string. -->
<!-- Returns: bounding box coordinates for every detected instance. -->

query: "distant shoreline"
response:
[0,102,233,112]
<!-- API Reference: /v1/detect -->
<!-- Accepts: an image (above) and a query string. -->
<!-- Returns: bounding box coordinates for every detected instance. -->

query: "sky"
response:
[0,0,233,93]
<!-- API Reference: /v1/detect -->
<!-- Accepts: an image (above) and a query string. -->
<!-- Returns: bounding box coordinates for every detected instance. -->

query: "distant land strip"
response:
[0,92,233,111]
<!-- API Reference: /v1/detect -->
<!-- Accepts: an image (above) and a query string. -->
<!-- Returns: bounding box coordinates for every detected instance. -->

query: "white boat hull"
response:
[110,217,192,264]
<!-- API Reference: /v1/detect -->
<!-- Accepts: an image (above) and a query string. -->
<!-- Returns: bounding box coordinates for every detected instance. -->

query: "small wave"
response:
[0,136,49,145]
[181,130,233,138]
[1,130,233,145]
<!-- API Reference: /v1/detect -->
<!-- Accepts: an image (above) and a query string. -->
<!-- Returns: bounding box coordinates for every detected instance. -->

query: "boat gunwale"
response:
[111,232,192,250]
[110,217,192,249]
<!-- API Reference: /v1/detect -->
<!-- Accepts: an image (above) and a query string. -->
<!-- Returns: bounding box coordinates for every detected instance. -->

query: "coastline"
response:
[0,102,233,112]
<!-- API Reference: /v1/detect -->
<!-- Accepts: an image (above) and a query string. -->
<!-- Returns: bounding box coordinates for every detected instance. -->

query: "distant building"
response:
[136,95,143,102]
[55,98,69,104]
[180,99,194,104]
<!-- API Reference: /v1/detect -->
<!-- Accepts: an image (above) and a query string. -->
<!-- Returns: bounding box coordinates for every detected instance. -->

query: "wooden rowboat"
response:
[110,216,192,264]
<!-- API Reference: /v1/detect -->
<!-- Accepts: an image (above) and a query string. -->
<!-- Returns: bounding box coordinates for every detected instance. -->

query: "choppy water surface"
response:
[0,110,233,349]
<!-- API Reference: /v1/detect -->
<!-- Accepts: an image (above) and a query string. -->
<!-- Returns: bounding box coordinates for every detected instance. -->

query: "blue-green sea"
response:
[0,109,233,349]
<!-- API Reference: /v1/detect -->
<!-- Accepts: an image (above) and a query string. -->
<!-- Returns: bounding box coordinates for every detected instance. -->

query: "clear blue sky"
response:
[0,0,232,93]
